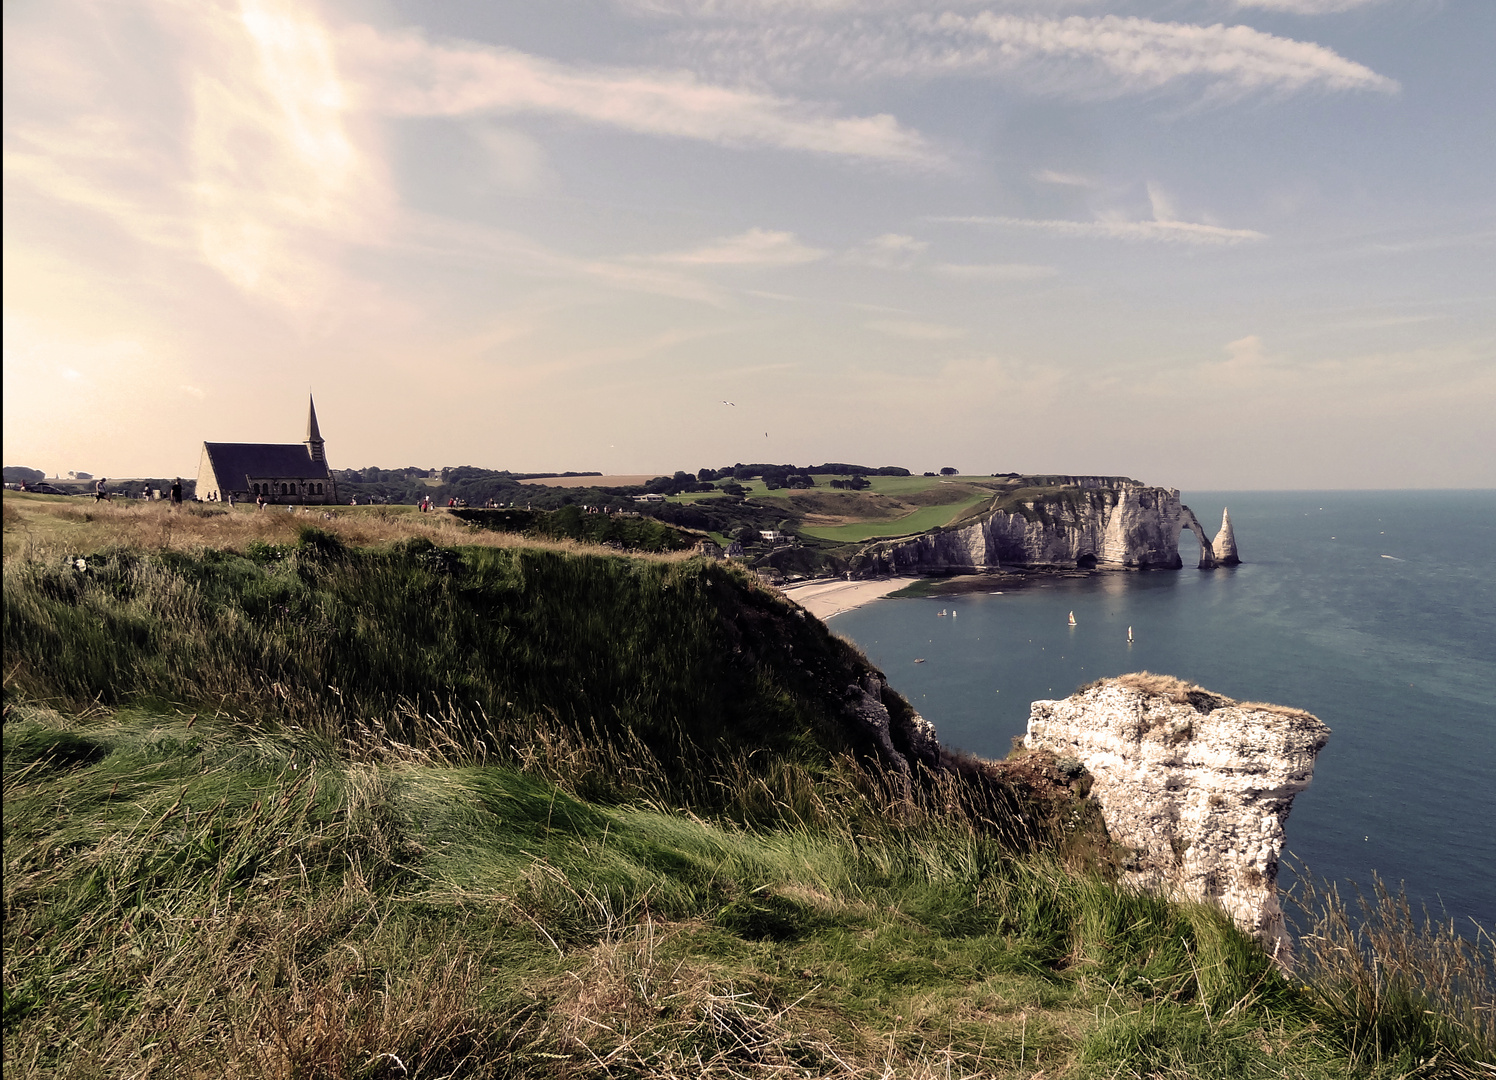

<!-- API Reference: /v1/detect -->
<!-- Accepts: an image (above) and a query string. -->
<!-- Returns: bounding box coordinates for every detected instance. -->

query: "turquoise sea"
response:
[832,490,1495,931]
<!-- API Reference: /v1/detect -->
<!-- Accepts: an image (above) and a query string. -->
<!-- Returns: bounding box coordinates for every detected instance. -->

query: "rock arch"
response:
[1179,506,1218,569]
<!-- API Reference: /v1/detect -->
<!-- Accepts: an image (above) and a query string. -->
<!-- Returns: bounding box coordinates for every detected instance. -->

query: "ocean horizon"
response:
[830,489,1495,933]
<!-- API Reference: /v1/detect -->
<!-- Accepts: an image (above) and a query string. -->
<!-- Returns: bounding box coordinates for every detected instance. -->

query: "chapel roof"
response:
[202,442,329,484]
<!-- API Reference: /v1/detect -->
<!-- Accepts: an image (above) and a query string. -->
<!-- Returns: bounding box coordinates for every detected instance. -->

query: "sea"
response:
[830,490,1495,932]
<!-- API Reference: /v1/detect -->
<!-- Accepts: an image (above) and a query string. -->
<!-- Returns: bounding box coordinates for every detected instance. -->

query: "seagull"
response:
[722,400,735,406]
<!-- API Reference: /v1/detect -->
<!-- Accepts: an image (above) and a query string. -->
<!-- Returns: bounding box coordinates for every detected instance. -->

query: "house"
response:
[758,529,785,543]
[195,397,339,505]
[632,493,666,504]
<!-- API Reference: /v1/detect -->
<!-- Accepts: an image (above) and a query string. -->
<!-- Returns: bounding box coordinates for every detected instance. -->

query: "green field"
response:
[799,491,992,542]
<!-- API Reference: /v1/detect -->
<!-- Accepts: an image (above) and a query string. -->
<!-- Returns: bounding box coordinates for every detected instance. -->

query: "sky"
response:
[4,0,1493,488]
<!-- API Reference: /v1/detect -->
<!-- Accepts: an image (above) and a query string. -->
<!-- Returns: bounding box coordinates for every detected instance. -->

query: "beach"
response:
[780,576,920,621]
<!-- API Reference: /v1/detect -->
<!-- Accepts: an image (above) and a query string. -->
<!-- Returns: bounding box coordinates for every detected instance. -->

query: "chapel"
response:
[195,396,338,504]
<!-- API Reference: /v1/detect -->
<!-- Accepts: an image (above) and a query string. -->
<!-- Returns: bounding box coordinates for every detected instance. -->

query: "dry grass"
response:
[1,492,690,564]
[4,888,499,1080]
[1113,671,1220,703]
[513,913,1032,1079]
[1290,872,1496,1076]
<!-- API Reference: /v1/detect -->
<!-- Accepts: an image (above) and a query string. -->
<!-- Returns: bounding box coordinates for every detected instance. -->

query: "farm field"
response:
[798,491,992,541]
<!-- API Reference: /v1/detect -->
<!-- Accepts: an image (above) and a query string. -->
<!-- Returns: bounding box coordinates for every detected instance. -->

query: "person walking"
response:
[169,478,182,508]
[94,478,108,502]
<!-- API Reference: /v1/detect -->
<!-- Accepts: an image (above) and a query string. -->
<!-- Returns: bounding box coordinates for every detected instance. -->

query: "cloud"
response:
[646,228,828,265]
[931,262,1059,280]
[469,125,551,192]
[624,0,1088,15]
[931,215,1268,246]
[189,0,393,308]
[1034,169,1099,188]
[844,232,928,269]
[338,25,934,163]
[866,319,966,340]
[667,13,1397,99]
[1234,0,1385,13]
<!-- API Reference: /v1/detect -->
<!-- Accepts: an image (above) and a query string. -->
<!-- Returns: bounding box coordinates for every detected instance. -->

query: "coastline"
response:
[780,576,921,621]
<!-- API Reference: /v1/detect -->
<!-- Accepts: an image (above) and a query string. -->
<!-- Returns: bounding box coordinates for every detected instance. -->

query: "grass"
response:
[8,703,1489,1079]
[799,494,992,542]
[5,503,1492,1079]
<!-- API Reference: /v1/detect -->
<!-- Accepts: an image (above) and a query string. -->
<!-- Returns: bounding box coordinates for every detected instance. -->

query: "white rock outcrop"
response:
[1025,675,1328,963]
[859,477,1220,574]
[1212,508,1240,566]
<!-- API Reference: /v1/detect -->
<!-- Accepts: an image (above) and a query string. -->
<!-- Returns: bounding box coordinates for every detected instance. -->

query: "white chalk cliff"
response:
[1024,675,1329,963]
[1212,508,1240,566]
[857,477,1223,575]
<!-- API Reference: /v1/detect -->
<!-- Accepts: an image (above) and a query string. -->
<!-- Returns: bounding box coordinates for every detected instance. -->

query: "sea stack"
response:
[1025,674,1328,965]
[1212,508,1240,566]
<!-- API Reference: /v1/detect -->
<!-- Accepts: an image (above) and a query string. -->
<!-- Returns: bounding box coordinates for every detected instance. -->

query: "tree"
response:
[940,467,958,476]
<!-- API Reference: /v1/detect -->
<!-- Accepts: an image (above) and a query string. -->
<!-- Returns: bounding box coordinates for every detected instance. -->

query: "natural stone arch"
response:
[1179,506,1218,569]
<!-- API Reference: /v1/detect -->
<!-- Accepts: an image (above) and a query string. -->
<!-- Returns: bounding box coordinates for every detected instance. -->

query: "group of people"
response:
[91,478,183,505]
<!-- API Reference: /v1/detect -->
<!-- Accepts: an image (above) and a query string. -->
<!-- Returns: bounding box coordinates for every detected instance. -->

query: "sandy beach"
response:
[780,576,921,621]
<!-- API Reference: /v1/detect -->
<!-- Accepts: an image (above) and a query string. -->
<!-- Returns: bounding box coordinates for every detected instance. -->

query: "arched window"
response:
[280,484,287,495]
[315,483,322,494]
[252,483,259,495]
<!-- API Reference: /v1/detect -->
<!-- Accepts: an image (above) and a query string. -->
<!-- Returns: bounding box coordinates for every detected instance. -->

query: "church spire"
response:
[305,395,325,462]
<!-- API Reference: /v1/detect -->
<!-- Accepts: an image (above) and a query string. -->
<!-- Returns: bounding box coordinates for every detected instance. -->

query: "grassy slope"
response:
[4,494,1491,1079]
[799,494,992,542]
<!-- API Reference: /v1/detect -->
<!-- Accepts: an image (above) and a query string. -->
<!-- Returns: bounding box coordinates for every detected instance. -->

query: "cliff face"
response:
[858,478,1217,575]
[1024,675,1329,964]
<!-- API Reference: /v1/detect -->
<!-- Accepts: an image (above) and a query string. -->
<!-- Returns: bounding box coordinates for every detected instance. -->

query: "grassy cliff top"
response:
[4,491,1490,1079]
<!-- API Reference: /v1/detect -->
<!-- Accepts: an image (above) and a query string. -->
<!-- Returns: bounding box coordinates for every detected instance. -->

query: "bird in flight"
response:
[722,400,736,406]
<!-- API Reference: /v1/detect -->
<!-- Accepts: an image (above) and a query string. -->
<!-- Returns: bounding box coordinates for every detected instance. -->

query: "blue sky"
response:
[4,0,1492,487]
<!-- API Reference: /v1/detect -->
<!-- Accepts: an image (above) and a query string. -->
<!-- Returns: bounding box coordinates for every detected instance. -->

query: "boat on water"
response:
[1068,611,1076,626]
[914,658,926,664]
[1128,626,1134,644]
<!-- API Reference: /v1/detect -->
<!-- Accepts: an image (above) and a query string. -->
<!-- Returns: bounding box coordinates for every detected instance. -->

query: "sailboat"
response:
[1127,626,1134,644]
[1068,611,1076,626]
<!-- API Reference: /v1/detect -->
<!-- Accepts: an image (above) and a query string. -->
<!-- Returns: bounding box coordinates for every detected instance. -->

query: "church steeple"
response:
[305,395,325,463]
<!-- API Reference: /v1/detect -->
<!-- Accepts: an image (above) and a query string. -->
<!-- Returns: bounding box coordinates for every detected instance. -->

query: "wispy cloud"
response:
[931,215,1268,246]
[843,232,928,269]
[1034,169,1099,188]
[1234,0,1386,13]
[624,0,1089,15]
[668,12,1396,99]
[339,25,934,163]
[931,262,1059,279]
[644,227,829,265]
[866,319,966,340]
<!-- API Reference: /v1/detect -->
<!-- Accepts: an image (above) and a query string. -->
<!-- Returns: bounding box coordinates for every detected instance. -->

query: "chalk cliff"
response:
[1024,674,1329,964]
[1212,508,1240,566]
[856,477,1219,575]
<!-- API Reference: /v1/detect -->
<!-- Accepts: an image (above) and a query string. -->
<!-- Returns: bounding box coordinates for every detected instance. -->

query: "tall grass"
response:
[1290,872,1495,1076]
[4,533,874,796]
[6,510,1492,1078]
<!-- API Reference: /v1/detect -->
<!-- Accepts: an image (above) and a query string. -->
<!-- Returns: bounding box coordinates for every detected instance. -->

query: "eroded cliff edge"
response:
[1024,673,1329,964]
[853,476,1220,575]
